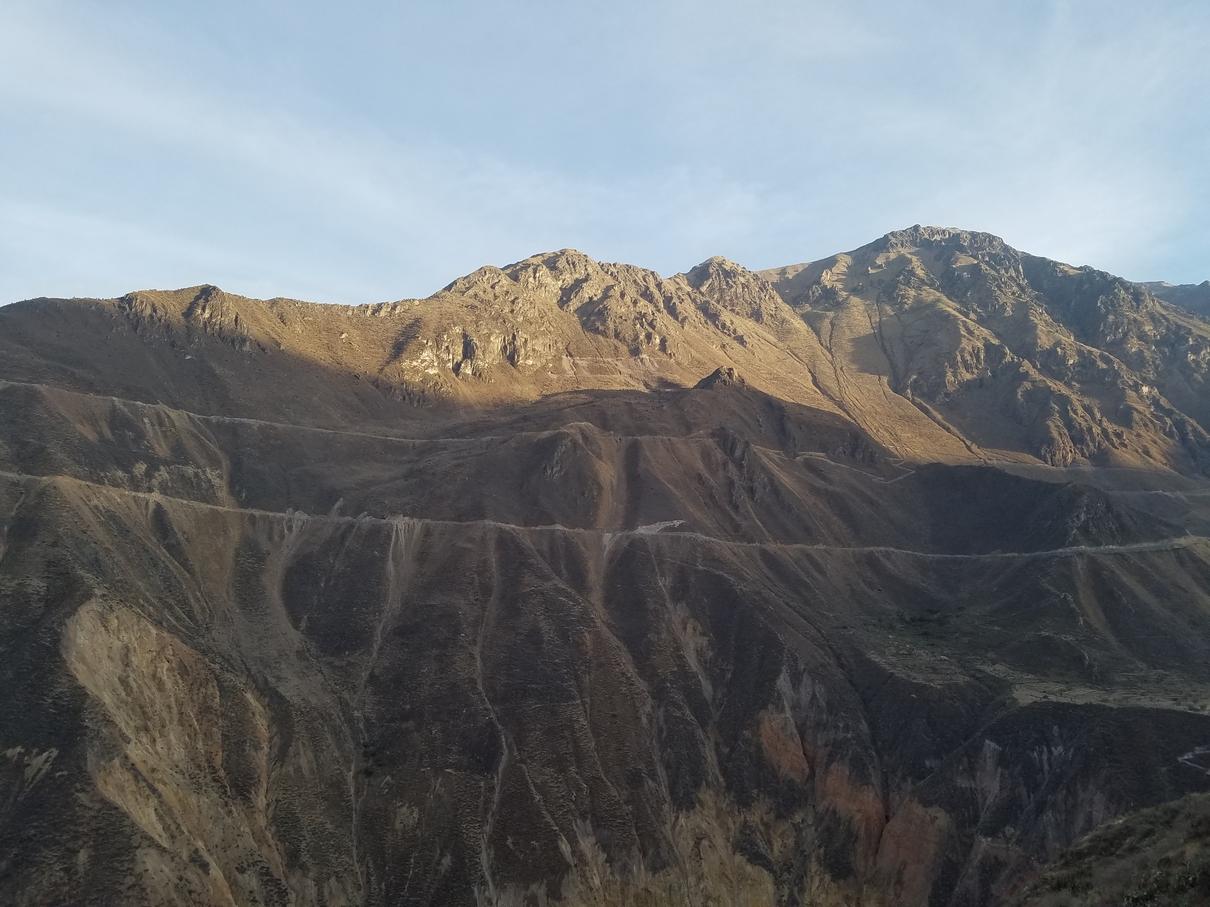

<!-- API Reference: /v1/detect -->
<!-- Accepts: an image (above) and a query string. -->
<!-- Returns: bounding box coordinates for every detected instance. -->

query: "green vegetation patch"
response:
[1016,792,1210,907]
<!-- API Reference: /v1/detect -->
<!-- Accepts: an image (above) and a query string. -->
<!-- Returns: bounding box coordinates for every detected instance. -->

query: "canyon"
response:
[2,226,1210,906]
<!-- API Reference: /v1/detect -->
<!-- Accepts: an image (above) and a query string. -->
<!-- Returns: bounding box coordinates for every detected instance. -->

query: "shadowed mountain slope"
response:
[1014,790,1210,907]
[3,231,1210,907]
[1145,280,1210,320]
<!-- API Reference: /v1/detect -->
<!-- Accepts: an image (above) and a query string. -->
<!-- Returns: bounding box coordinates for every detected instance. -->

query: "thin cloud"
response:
[0,0,1206,303]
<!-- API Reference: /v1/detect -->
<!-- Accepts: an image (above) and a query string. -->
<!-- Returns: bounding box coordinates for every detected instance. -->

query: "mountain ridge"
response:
[4,227,1210,907]
[7,227,1209,474]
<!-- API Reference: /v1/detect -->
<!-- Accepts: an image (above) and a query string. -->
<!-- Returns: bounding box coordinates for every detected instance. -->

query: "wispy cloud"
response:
[0,0,1206,302]
[0,1,777,300]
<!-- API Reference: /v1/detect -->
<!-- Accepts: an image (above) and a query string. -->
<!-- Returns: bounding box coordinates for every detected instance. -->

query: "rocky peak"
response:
[876,224,1016,257]
[499,250,608,308]
[755,227,1210,473]
[443,250,668,318]
[681,255,787,325]
[441,264,512,297]
[694,365,746,389]
[183,284,236,322]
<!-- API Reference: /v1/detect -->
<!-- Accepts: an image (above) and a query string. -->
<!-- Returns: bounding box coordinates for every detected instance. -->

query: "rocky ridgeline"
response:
[1,228,1210,907]
[761,227,1210,471]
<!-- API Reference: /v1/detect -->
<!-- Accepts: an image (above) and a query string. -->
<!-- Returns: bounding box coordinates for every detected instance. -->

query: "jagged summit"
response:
[874,223,1018,255]
[693,365,745,389]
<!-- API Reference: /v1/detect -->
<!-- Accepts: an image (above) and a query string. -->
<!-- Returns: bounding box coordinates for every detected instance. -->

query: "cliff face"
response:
[3,229,1210,907]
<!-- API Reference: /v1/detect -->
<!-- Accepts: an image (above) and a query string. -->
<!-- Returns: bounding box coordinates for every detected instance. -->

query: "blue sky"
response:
[1,0,1207,304]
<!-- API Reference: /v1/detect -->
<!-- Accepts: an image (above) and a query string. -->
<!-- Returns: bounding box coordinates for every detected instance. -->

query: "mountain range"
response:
[2,226,1210,907]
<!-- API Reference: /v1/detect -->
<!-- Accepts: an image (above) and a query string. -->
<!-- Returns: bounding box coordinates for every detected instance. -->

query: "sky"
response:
[1,0,1207,305]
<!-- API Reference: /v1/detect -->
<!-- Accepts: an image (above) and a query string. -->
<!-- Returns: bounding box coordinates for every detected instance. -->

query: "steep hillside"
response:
[0,253,840,426]
[1015,791,1210,907]
[762,227,1210,473]
[3,232,1210,907]
[1146,280,1210,320]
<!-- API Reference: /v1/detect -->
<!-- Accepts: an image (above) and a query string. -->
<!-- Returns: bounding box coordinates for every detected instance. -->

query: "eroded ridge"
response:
[4,231,1210,907]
